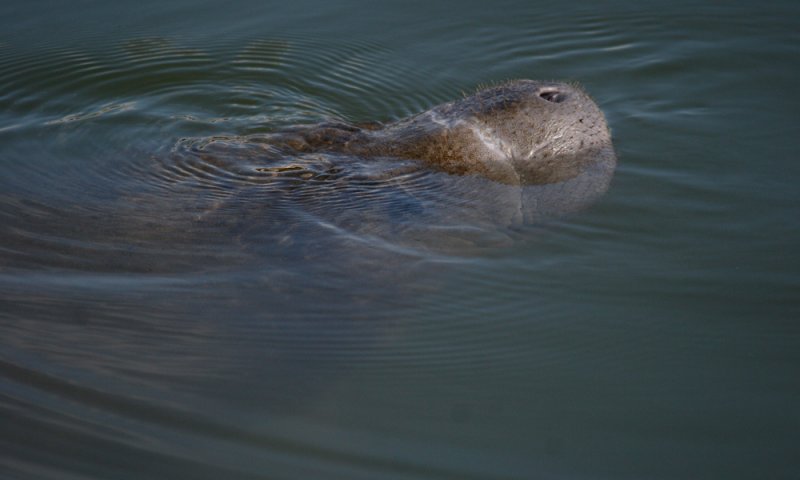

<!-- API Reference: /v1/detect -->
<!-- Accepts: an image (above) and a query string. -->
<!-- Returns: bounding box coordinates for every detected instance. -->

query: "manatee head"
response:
[452,79,615,185]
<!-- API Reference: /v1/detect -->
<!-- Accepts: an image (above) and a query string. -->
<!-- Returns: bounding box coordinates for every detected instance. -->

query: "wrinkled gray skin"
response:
[270,79,616,186]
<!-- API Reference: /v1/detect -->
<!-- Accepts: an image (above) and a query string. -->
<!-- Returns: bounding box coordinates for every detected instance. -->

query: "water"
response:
[1,1,799,478]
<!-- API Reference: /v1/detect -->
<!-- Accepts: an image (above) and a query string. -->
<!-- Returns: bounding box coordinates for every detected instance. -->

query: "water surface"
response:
[1,1,799,479]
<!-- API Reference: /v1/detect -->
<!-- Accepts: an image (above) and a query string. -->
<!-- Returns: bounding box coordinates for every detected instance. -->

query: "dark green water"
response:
[1,1,799,479]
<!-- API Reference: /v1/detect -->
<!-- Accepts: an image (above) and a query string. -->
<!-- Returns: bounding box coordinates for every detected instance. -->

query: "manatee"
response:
[0,80,617,273]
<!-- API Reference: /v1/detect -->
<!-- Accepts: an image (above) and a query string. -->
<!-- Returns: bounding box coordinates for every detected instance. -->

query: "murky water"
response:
[1,1,799,479]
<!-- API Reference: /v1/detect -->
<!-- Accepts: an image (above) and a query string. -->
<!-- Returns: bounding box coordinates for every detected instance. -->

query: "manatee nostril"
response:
[538,88,566,103]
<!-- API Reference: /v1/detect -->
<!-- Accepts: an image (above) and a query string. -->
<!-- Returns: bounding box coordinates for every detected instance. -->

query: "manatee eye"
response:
[538,88,566,103]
